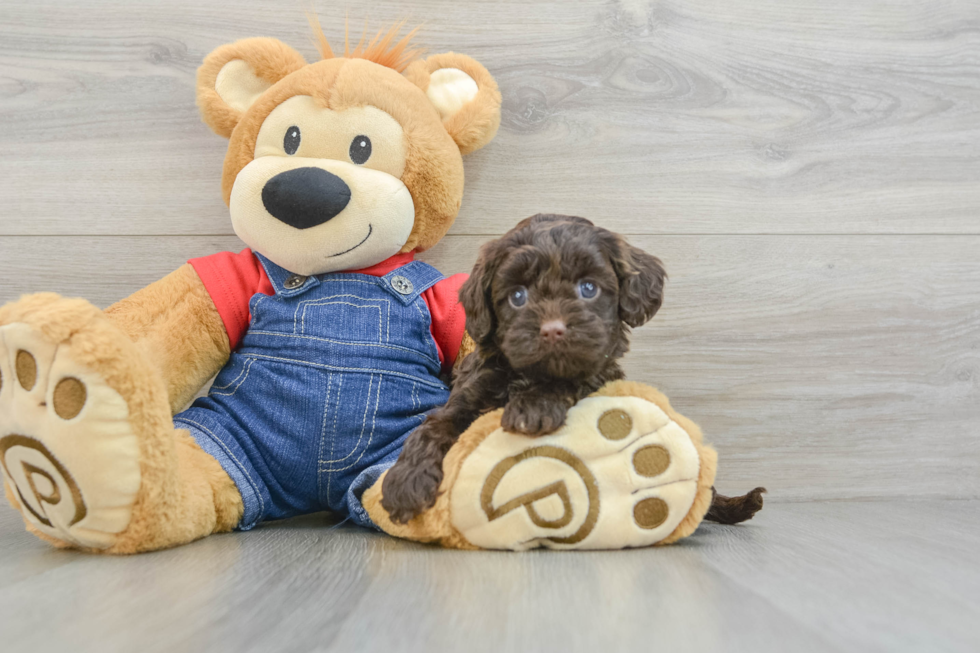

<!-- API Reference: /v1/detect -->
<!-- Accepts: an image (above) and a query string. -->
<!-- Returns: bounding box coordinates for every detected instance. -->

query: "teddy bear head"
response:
[196,24,501,275]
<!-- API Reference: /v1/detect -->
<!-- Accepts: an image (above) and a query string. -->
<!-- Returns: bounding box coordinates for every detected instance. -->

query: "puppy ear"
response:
[602,233,667,328]
[458,239,505,346]
[197,38,307,138]
[404,53,502,155]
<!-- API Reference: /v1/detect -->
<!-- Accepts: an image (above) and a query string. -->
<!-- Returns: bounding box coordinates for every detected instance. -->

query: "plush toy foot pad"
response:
[0,301,143,549]
[450,394,704,550]
[366,381,717,550]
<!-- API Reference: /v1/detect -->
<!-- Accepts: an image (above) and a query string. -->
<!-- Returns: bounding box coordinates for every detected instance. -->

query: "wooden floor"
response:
[1,0,978,650]
[2,500,978,652]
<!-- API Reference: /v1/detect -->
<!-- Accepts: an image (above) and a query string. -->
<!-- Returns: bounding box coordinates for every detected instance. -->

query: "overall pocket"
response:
[208,356,255,397]
[317,372,384,474]
[294,294,392,343]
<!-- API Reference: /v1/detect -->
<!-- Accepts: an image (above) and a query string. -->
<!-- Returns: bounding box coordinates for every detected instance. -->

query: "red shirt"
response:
[189,249,468,374]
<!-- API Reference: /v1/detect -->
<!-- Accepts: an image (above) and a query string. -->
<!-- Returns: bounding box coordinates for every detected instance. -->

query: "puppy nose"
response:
[262,167,351,229]
[540,320,567,344]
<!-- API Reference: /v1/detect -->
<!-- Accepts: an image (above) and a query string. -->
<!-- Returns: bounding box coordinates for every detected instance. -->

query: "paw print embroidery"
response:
[450,397,704,550]
[0,321,141,549]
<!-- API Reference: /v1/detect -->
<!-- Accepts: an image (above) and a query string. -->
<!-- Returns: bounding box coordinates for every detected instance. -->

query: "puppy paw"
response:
[380,459,444,524]
[501,394,570,436]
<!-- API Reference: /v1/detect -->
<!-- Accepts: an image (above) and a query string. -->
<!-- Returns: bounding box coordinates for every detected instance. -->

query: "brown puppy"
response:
[381,214,765,525]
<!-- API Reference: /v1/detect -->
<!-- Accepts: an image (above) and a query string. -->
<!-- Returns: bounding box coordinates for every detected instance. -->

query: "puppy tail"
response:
[703,486,767,524]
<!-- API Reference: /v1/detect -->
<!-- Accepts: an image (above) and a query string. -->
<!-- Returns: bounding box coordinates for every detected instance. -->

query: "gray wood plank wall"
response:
[1,0,978,501]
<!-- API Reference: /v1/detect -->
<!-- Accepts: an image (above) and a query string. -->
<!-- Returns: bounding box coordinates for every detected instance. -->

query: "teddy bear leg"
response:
[366,380,718,550]
[123,427,243,551]
[0,294,242,553]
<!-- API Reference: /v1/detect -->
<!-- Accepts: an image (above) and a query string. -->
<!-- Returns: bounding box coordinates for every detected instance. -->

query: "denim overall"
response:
[174,254,450,529]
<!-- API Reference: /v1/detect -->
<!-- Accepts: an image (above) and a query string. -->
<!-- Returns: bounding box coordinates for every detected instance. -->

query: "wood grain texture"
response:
[1,234,978,500]
[2,2,980,646]
[0,0,978,235]
[1,500,978,652]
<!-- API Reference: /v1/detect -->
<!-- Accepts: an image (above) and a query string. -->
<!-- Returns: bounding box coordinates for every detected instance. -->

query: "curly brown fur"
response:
[382,214,667,524]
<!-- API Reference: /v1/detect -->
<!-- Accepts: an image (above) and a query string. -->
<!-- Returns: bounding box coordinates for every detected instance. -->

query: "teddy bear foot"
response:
[0,294,237,553]
[0,298,150,549]
[449,388,714,550]
[365,381,718,550]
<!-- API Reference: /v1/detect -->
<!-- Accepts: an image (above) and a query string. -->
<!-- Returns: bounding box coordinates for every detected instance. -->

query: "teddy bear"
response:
[0,23,720,553]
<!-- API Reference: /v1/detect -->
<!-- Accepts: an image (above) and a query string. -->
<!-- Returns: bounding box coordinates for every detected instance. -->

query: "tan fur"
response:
[591,381,718,545]
[365,381,717,549]
[363,410,506,550]
[196,38,500,254]
[454,331,477,372]
[404,53,502,155]
[362,331,479,538]
[105,264,230,414]
[25,521,75,549]
[197,38,307,138]
[209,57,466,253]
[0,294,243,554]
[4,30,501,554]
[329,58,466,253]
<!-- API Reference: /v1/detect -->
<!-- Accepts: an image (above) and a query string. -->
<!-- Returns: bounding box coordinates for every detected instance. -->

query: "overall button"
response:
[284,274,307,290]
[391,275,414,295]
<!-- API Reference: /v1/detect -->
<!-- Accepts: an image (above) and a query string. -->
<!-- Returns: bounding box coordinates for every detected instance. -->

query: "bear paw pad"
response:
[449,396,703,550]
[0,322,141,549]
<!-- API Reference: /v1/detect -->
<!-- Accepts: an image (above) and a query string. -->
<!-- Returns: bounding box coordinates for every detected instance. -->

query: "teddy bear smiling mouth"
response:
[326,224,373,258]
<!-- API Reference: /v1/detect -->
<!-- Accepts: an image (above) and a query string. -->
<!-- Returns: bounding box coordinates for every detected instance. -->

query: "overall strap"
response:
[377,261,445,306]
[253,252,322,298]
[254,252,445,304]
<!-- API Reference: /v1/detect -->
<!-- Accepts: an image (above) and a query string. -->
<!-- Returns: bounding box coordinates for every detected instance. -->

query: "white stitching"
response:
[302,299,385,342]
[321,374,381,472]
[237,352,447,390]
[293,294,388,338]
[324,374,345,498]
[320,374,373,466]
[411,296,442,363]
[243,331,440,367]
[317,373,333,501]
[210,358,255,397]
[317,278,385,286]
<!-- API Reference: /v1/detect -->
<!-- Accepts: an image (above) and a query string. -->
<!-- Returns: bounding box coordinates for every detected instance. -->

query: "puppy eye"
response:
[509,286,528,308]
[349,135,372,164]
[284,126,301,155]
[577,280,599,300]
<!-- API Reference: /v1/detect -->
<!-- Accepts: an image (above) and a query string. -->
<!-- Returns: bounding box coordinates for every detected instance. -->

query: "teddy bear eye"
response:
[577,280,599,300]
[283,126,301,155]
[509,286,528,308]
[349,135,372,164]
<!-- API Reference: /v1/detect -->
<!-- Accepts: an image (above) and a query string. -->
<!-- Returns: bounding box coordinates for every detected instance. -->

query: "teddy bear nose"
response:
[261,167,352,229]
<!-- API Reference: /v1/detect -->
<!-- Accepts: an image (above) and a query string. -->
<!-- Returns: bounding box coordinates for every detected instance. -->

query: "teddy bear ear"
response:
[197,38,307,138]
[405,53,502,155]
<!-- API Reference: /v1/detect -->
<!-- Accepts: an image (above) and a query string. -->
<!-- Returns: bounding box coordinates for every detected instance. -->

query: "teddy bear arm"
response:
[452,331,477,374]
[104,264,231,414]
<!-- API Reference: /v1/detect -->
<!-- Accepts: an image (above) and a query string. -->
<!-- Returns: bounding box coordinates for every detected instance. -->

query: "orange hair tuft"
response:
[307,13,424,73]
